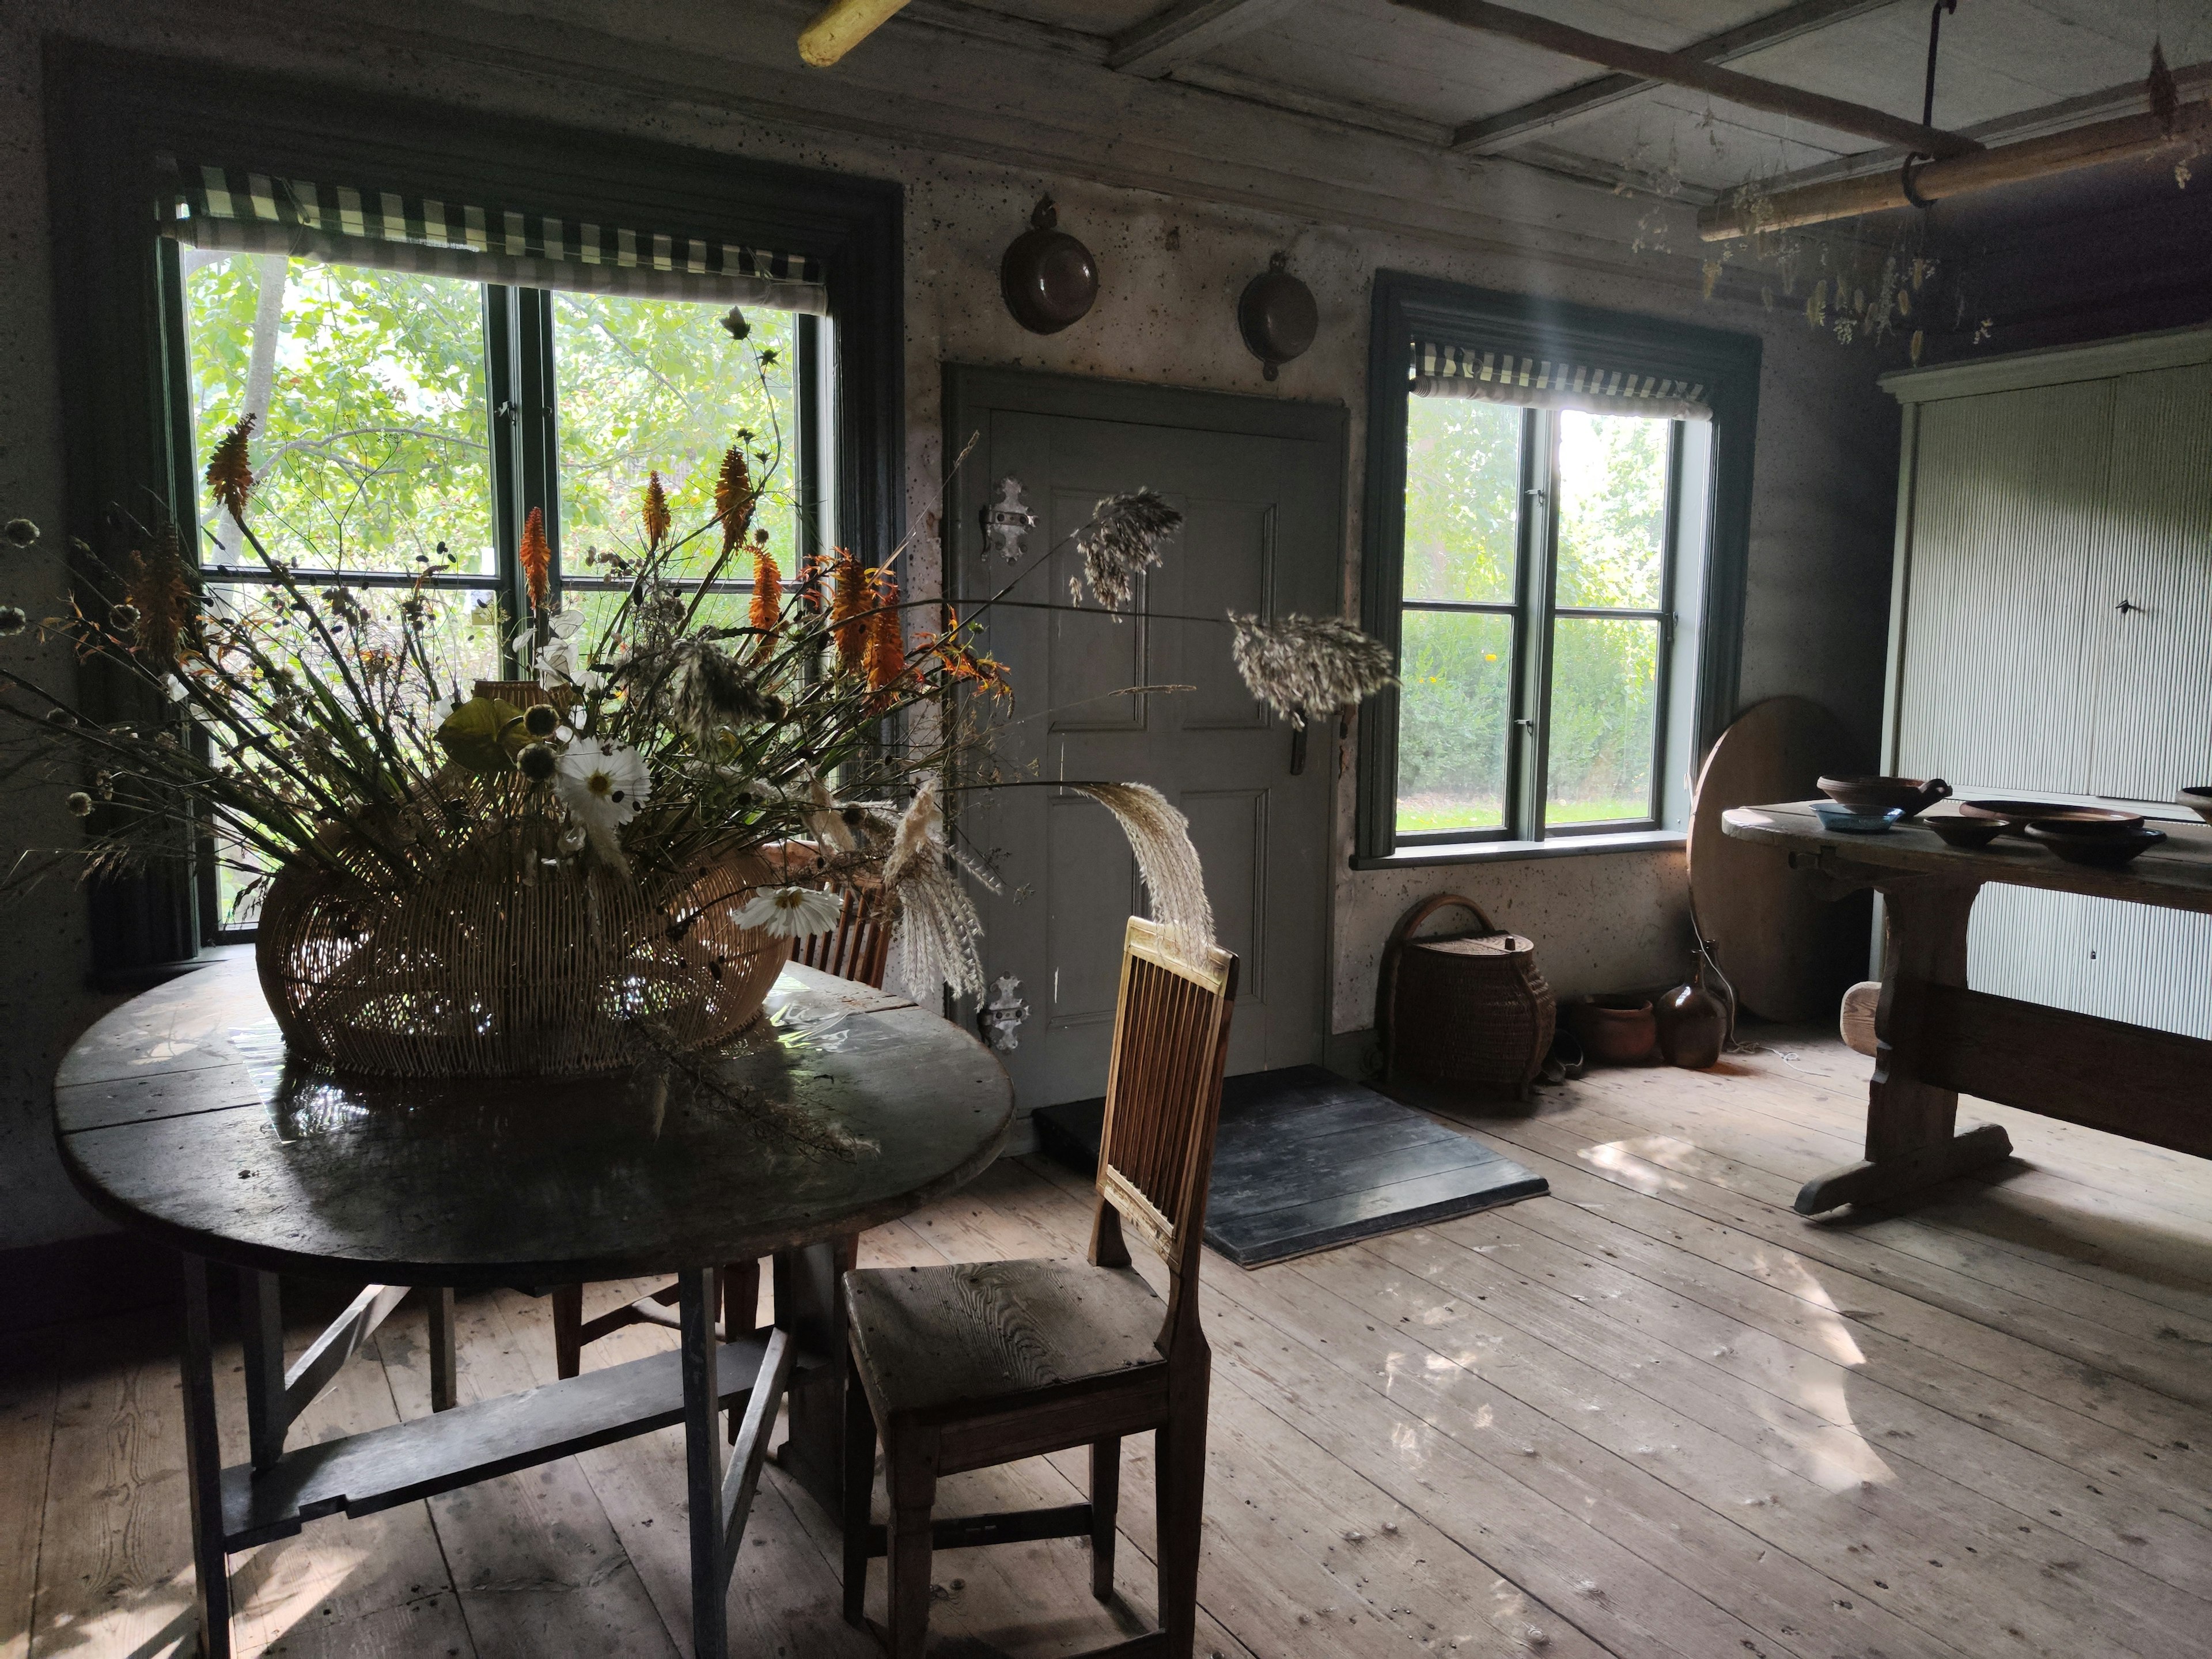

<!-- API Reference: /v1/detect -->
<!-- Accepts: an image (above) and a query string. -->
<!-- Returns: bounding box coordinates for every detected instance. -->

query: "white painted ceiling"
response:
[910,0,2212,200]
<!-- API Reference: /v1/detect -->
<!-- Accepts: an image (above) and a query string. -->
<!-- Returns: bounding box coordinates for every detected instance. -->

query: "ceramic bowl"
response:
[2178,787,2212,826]
[1811,801,1903,834]
[1573,996,1656,1065]
[2024,823,2165,866]
[1958,800,2144,836]
[1923,814,2003,849]
[1818,775,1952,817]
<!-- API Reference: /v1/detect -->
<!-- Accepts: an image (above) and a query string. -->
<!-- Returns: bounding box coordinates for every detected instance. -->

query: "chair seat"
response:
[845,1258,1166,1425]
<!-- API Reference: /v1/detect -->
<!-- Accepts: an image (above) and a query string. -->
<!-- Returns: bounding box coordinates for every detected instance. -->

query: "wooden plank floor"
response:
[5,1028,2210,1658]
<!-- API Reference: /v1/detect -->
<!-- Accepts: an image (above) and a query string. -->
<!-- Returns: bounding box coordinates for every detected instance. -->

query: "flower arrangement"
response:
[0,313,1395,1093]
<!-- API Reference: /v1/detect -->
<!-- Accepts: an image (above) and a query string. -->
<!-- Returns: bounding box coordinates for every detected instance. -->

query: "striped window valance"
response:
[158,158,829,315]
[1411,340,1709,421]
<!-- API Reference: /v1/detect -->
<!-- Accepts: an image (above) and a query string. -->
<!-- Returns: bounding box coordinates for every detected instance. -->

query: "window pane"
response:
[552,295,800,582]
[1555,412,1668,609]
[202,576,505,928]
[1396,610,1513,834]
[1404,396,1521,604]
[1546,615,1658,825]
[184,254,496,576]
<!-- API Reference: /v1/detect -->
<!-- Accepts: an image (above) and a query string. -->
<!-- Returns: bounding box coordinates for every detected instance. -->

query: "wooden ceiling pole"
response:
[1699,96,2212,237]
[798,0,912,66]
[1394,0,1980,159]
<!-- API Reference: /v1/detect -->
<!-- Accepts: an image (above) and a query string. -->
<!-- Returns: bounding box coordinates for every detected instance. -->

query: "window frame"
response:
[1356,271,1759,867]
[47,41,902,977]
[173,265,823,941]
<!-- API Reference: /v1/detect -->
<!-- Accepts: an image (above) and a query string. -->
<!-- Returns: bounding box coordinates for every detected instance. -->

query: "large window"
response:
[176,252,813,928]
[1396,400,1683,840]
[1358,273,1759,865]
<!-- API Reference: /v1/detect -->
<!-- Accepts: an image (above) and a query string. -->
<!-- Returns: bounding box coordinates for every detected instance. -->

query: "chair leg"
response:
[551,1284,584,1380]
[1155,1373,1210,1659]
[884,1432,938,1659]
[840,1354,876,1628]
[1089,1435,1120,1600]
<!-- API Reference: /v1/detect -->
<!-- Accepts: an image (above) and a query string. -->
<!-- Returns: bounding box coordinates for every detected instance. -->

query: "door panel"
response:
[1893,382,2112,793]
[949,370,1342,1112]
[2086,363,2212,801]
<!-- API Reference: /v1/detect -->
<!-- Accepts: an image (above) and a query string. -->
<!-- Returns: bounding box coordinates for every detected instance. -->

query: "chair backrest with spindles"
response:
[1094,917,1238,1309]
[792,874,892,989]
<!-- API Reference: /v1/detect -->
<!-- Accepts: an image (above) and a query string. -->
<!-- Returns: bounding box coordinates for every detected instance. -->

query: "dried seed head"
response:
[0,605,25,637]
[1228,612,1396,717]
[2,518,38,548]
[65,791,93,817]
[516,742,558,782]
[523,703,560,738]
[1072,490,1181,612]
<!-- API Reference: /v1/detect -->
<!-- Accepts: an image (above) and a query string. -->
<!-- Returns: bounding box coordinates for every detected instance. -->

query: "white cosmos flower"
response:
[734,885,846,938]
[555,739,649,830]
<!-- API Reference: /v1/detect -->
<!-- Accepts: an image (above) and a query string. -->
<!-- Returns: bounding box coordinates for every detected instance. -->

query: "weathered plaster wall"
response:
[0,0,1899,1249]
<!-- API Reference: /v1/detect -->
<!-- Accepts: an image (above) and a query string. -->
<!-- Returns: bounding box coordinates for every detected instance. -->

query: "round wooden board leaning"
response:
[1687,695,1870,1024]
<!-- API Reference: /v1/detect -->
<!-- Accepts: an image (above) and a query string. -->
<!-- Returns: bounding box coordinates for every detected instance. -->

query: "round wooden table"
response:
[55,950,1012,1659]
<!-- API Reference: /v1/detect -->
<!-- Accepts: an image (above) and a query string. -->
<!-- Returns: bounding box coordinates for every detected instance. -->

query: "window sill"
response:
[1351,828,1687,870]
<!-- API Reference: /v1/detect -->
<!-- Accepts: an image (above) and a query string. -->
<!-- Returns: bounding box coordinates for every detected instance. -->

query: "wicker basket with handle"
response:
[1377,893,1555,1095]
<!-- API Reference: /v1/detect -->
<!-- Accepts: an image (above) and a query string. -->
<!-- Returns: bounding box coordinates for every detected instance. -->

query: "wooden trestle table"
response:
[1723,801,2212,1215]
[52,950,1012,1659]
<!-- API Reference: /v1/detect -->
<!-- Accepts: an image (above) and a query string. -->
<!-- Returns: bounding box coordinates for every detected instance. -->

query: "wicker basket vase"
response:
[1377,893,1555,1096]
[256,843,790,1078]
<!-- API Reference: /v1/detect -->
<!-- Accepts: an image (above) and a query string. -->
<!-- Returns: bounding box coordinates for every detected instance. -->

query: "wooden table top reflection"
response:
[54,949,1014,1287]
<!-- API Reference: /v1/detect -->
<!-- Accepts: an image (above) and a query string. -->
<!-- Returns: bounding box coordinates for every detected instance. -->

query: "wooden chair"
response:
[550,869,893,1382]
[839,915,1237,1658]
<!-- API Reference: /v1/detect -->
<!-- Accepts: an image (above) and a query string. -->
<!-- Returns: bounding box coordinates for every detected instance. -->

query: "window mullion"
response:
[1518,408,1559,842]
[484,283,524,675]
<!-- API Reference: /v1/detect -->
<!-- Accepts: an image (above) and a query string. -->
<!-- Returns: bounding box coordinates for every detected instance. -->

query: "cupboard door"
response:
[2085,363,2212,801]
[1894,381,2112,793]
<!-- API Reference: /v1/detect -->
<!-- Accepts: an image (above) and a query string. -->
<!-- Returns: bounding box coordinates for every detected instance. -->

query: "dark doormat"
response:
[1031,1065,1548,1268]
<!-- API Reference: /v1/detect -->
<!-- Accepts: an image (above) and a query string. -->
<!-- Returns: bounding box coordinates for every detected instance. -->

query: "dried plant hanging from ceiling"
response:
[1411,341,1710,420]
[157,158,830,313]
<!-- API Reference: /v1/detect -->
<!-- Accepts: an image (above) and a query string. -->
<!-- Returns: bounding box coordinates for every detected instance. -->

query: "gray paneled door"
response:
[946,368,1344,1111]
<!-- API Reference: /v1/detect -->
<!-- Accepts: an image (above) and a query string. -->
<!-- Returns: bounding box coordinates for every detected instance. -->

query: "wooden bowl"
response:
[1818,775,1950,817]
[1923,814,2003,849]
[2024,823,2166,866]
[2178,787,2212,825]
[1957,800,2143,836]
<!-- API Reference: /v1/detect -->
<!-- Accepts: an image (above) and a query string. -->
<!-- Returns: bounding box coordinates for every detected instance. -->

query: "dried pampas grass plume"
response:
[881,779,990,1000]
[1073,489,1181,612]
[1228,612,1395,720]
[1073,782,1214,965]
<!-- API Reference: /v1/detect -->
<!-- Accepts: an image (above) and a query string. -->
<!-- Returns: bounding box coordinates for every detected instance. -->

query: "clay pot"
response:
[1656,978,1728,1069]
[1574,995,1656,1065]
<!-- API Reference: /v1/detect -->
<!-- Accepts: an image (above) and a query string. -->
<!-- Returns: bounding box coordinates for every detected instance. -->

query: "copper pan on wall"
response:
[1000,196,1097,335]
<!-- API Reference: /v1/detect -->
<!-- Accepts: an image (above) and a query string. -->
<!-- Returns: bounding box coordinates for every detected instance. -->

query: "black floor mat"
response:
[1031,1065,1548,1268]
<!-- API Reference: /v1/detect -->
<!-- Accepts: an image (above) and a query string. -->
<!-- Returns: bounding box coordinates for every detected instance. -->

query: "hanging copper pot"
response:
[1000,196,1097,335]
[1237,252,1318,380]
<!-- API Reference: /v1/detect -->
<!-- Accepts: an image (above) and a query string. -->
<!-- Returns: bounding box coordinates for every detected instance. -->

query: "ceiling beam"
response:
[1699,92,2212,237]
[1453,0,1902,154]
[1395,0,1979,160]
[1108,0,1311,78]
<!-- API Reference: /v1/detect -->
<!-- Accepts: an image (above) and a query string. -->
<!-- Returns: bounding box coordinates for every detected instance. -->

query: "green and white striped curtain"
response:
[1412,340,1709,421]
[158,157,830,315]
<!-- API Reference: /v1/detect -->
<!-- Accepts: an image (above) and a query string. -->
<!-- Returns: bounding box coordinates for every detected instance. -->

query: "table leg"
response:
[1796,878,2013,1215]
[179,1255,234,1659]
[238,1269,287,1470]
[428,1287,459,1412]
[772,1232,857,1521]
[679,1268,729,1659]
